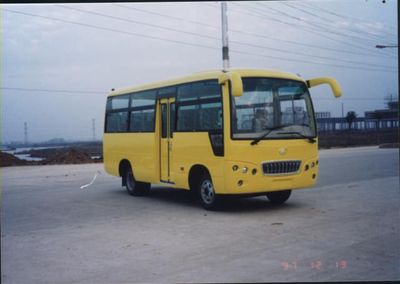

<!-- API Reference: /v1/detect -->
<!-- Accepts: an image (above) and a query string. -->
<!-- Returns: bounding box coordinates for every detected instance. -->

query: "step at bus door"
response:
[160,98,175,183]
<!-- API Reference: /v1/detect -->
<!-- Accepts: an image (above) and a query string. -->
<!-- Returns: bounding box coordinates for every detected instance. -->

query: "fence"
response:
[316,117,399,132]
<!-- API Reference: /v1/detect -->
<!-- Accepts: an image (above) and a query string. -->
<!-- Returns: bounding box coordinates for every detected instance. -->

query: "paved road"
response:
[1,146,399,283]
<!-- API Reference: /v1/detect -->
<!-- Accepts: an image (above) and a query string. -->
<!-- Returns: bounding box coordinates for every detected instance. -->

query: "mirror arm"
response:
[306,77,342,98]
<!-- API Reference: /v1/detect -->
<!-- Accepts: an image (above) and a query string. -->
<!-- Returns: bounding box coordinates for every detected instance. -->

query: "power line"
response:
[1,87,105,94]
[56,5,395,71]
[295,1,397,40]
[3,8,219,51]
[228,48,395,73]
[114,3,397,61]
[112,3,219,31]
[279,2,394,44]
[299,1,397,36]
[57,4,218,41]
[250,2,389,52]
[231,3,396,59]
[3,8,396,73]
[184,2,397,58]
[229,41,395,70]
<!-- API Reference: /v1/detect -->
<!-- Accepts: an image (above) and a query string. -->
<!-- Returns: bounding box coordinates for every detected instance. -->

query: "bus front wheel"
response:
[266,190,291,204]
[197,175,221,210]
[125,169,150,196]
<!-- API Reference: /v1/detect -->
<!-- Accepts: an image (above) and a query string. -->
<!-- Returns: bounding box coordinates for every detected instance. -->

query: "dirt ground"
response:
[0,152,27,167]
[0,148,101,167]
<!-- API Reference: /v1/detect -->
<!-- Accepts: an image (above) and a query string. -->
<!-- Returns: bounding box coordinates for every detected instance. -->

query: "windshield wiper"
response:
[277,131,316,143]
[250,125,290,145]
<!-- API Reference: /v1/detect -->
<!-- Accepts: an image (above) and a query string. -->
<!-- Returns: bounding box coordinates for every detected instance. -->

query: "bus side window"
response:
[130,109,155,132]
[129,90,156,132]
[107,95,130,110]
[199,101,222,131]
[106,111,128,132]
[176,80,222,132]
[105,95,130,133]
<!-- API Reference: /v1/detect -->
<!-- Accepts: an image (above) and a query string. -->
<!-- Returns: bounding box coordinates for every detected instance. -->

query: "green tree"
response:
[345,111,357,131]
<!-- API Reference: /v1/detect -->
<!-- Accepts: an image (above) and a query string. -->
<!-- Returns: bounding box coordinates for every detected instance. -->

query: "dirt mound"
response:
[0,151,27,167]
[42,149,94,165]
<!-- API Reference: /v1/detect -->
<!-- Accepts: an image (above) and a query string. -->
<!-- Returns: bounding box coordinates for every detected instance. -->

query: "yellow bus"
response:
[103,69,341,210]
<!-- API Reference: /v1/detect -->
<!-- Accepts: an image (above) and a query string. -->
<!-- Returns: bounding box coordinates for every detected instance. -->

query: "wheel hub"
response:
[201,180,214,204]
[127,172,135,190]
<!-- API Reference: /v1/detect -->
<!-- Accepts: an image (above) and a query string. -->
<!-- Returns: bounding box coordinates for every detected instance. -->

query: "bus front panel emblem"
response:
[279,148,287,155]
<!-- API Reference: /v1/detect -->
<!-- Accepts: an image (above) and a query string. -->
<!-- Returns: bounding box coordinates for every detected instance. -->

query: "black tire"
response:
[197,174,221,210]
[125,168,150,196]
[266,190,291,205]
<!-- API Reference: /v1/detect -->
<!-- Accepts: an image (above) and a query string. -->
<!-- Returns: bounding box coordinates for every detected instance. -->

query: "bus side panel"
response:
[172,132,224,192]
[103,133,159,183]
[103,134,118,177]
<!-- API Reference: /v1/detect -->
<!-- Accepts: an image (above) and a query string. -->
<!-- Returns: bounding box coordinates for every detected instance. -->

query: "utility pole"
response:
[384,93,392,101]
[92,118,96,141]
[341,102,344,117]
[221,2,230,71]
[24,122,28,145]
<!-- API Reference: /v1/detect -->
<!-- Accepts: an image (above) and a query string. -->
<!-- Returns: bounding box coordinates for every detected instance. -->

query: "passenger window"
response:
[130,109,155,132]
[199,102,222,130]
[106,111,128,132]
[106,95,130,110]
[158,86,176,96]
[131,90,156,108]
[129,90,156,132]
[177,84,198,101]
[176,80,222,131]
[177,104,198,131]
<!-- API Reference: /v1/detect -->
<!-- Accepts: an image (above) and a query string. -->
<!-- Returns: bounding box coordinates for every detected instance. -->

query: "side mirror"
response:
[218,71,243,97]
[306,77,342,98]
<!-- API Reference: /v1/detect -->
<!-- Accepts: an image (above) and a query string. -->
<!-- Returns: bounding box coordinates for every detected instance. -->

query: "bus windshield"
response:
[231,77,316,140]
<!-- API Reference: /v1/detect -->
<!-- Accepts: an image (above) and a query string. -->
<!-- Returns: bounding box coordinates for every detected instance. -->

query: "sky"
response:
[1,0,398,143]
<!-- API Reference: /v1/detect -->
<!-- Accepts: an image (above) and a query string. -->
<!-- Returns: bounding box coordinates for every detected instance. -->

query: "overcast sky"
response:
[1,0,397,143]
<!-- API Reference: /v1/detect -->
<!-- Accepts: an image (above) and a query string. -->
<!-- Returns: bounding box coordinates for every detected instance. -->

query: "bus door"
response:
[159,98,175,183]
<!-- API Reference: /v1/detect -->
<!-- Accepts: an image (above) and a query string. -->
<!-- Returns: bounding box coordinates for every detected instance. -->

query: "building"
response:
[315,112,331,119]
[316,101,399,132]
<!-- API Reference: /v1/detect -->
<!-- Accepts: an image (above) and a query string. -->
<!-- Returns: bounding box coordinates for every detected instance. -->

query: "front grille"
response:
[262,160,301,175]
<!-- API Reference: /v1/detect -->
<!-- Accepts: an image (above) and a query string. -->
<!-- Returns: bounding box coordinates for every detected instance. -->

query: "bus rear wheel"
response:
[197,175,221,210]
[125,169,150,196]
[266,190,291,205]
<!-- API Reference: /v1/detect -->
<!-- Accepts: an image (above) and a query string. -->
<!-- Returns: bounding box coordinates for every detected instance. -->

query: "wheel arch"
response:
[188,164,211,192]
[119,159,132,186]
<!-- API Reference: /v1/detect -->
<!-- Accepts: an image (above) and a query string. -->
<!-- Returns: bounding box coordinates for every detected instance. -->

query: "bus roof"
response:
[109,69,304,96]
